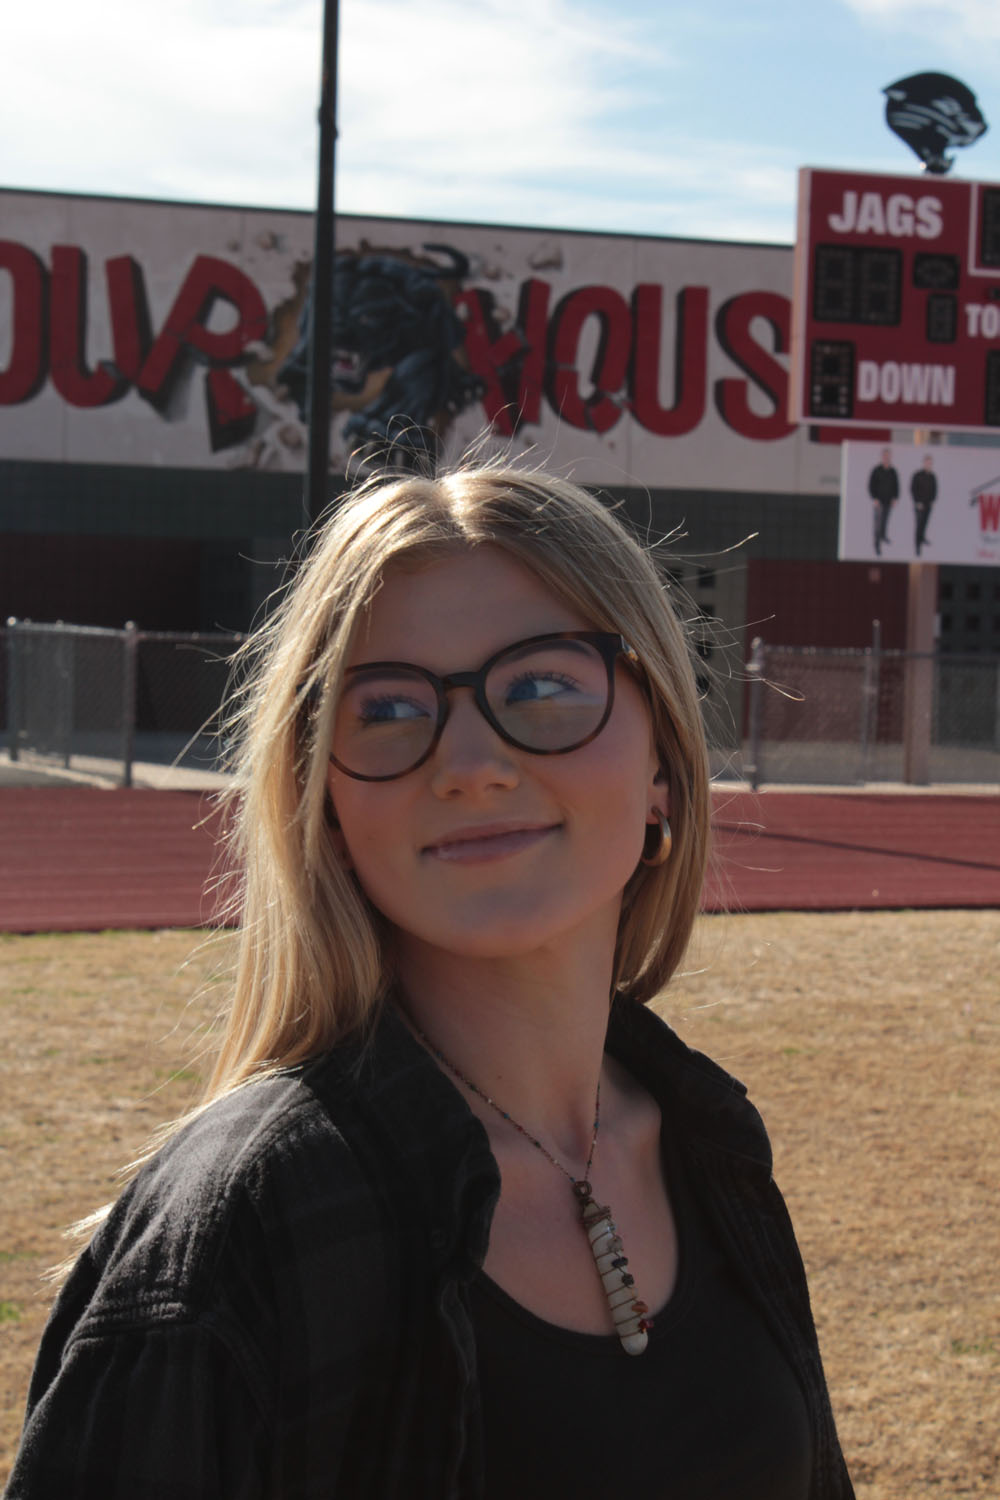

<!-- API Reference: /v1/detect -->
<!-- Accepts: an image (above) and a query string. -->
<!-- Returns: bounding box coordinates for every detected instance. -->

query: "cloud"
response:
[841,0,1000,46]
[3,0,662,206]
[3,0,321,204]
[0,0,796,243]
[336,0,801,240]
[339,0,661,175]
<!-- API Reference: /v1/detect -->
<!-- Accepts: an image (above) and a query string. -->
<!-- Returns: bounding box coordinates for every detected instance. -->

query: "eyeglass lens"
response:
[332,637,611,779]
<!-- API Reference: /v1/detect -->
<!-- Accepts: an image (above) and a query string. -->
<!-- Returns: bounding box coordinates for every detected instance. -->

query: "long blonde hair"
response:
[210,463,711,1100]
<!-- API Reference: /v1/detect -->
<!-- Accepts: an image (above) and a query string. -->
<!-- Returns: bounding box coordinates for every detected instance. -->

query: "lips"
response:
[422,823,558,863]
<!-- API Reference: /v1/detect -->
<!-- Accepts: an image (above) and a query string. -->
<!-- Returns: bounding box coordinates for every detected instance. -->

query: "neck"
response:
[394,932,616,1163]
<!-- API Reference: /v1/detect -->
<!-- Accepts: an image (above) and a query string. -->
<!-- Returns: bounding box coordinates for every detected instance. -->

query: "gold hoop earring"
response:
[641,810,672,867]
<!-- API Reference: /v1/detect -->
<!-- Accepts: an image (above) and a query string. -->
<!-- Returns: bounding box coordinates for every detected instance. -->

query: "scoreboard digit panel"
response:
[790,167,1000,432]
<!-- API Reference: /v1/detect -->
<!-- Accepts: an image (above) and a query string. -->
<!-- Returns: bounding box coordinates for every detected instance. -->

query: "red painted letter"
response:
[105,255,153,384]
[629,285,708,437]
[454,289,524,433]
[205,367,258,452]
[137,255,267,412]
[546,286,631,432]
[713,291,794,441]
[0,241,47,405]
[49,246,128,407]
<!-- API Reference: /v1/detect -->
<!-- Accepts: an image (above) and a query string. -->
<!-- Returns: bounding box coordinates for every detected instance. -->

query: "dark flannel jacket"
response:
[6,1002,854,1500]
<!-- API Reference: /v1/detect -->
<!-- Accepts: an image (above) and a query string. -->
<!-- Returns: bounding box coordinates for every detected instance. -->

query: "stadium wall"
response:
[2,188,995,717]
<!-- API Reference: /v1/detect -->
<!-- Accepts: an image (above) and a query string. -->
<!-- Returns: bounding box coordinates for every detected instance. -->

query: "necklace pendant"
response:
[576,1184,651,1355]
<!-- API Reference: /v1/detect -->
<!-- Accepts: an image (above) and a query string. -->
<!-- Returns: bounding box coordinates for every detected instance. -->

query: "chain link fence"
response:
[3,621,998,790]
[3,621,244,787]
[743,639,1000,787]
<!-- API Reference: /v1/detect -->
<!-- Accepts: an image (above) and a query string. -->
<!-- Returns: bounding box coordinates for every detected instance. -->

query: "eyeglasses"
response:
[329,631,639,782]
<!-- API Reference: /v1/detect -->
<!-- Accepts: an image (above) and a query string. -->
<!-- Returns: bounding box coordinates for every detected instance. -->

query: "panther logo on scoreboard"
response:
[883,72,988,176]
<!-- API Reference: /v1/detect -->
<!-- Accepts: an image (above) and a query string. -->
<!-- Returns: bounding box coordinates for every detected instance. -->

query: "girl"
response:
[7,465,852,1499]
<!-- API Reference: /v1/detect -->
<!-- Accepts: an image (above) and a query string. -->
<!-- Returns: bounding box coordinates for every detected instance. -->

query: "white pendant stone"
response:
[619,1330,650,1355]
[576,1188,651,1356]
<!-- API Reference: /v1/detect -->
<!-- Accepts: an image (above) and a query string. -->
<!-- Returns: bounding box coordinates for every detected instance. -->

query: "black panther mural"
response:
[277,242,484,468]
[883,72,988,175]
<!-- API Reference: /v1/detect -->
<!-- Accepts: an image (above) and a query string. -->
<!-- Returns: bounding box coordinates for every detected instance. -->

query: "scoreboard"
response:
[790,166,1000,432]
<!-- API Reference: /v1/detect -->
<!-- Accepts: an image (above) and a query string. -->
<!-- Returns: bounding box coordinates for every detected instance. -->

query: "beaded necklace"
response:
[413,1024,652,1355]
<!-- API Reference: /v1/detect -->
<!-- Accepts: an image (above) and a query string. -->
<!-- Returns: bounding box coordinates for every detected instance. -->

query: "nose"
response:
[428,688,520,798]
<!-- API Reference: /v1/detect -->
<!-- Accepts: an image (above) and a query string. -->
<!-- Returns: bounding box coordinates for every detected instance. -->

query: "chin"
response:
[393,891,624,965]
[409,921,563,961]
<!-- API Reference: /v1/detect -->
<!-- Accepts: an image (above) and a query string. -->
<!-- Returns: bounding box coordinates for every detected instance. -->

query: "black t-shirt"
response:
[469,1122,812,1500]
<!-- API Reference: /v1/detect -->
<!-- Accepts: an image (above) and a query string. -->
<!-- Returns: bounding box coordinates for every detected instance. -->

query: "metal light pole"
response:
[304,0,339,530]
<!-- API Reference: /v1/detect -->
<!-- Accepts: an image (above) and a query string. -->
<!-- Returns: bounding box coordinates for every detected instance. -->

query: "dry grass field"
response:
[1,911,997,1496]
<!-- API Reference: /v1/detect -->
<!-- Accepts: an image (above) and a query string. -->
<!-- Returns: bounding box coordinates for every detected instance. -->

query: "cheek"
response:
[593,701,658,808]
[561,737,652,851]
[327,777,414,899]
[327,774,374,862]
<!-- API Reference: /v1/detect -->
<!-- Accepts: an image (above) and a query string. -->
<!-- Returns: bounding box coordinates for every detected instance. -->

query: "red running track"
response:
[0,789,229,934]
[709,788,1000,912]
[0,786,998,934]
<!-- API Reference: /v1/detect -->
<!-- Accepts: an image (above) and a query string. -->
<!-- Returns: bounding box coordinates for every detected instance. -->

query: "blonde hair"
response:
[210,464,711,1099]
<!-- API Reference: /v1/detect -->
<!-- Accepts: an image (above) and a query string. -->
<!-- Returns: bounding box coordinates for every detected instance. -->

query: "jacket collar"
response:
[606,999,773,1180]
[306,994,772,1270]
[307,1004,500,1271]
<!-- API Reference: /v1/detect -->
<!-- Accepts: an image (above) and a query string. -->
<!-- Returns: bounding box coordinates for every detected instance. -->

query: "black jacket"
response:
[868,464,899,503]
[911,469,937,505]
[6,1001,853,1499]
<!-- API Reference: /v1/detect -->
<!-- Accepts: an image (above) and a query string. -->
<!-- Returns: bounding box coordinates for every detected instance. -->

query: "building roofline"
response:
[0,182,792,253]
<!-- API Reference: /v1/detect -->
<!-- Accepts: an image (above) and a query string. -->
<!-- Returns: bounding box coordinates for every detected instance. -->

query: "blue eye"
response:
[505,671,578,704]
[358,694,430,726]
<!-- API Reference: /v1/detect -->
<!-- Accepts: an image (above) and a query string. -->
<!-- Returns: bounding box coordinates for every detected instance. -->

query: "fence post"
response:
[859,618,880,783]
[55,624,74,767]
[121,621,138,788]
[744,636,765,791]
[6,618,20,761]
[903,563,936,785]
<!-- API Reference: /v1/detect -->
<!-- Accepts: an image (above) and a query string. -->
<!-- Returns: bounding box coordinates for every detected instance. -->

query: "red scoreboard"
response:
[790,166,1000,432]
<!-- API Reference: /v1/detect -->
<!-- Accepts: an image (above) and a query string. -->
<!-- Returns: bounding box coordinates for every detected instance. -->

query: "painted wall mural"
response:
[0,190,859,494]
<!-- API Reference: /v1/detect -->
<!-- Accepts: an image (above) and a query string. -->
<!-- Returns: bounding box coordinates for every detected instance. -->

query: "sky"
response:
[5,0,1000,245]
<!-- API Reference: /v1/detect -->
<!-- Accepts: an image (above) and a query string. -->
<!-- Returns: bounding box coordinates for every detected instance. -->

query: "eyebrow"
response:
[344,664,427,684]
[495,638,595,668]
[353,633,599,675]
[347,634,596,678]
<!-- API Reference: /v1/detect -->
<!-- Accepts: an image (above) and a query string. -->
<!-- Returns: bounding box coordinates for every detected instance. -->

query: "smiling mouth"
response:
[423,825,558,863]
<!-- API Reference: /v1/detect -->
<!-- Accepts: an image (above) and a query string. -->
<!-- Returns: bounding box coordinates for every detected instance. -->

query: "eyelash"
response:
[357,693,429,725]
[505,669,579,696]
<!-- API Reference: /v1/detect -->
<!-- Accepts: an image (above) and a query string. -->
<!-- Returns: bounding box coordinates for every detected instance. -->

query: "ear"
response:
[646,763,670,825]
